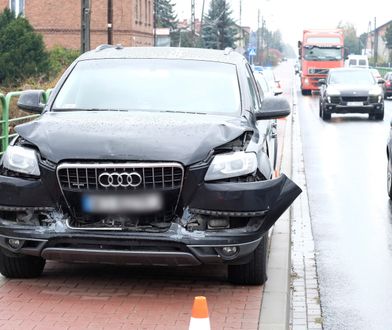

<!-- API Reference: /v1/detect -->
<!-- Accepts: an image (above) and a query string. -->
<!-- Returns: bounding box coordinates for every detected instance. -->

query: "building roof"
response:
[373,19,392,32]
[78,46,246,65]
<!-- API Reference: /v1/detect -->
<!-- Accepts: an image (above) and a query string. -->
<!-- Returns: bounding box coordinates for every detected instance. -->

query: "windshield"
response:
[304,47,342,61]
[328,70,376,85]
[53,59,241,115]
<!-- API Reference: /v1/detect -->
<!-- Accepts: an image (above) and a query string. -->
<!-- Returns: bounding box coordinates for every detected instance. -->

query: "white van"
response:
[344,55,369,68]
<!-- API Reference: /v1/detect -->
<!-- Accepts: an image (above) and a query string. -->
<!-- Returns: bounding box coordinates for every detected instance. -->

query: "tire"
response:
[321,106,331,120]
[375,110,384,120]
[0,249,45,278]
[388,157,392,199]
[228,233,268,285]
[319,101,323,118]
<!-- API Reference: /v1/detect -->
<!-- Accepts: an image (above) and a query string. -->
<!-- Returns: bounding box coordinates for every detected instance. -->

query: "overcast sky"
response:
[175,0,391,48]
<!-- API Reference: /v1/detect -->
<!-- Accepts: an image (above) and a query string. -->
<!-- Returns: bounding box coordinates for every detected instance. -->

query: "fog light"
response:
[208,219,229,229]
[8,238,23,249]
[220,246,238,257]
[328,106,333,110]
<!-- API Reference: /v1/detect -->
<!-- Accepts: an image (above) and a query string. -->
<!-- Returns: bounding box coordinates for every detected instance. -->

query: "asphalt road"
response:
[296,73,392,329]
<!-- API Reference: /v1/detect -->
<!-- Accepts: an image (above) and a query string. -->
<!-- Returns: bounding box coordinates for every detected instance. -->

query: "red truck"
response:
[298,29,344,95]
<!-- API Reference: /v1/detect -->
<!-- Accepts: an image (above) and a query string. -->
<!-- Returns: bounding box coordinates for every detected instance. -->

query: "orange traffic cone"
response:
[189,296,211,330]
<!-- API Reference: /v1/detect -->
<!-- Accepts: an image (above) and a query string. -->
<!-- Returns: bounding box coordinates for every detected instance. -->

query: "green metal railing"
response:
[0,89,52,154]
[376,67,392,77]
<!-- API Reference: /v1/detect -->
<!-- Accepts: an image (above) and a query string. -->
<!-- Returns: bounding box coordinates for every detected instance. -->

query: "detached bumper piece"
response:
[189,174,301,232]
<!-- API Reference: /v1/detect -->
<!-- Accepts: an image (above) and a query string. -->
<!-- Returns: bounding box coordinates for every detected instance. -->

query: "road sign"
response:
[249,48,256,57]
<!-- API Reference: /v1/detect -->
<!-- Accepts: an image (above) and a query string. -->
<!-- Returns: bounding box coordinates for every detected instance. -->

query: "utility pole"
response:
[107,0,113,44]
[239,0,242,48]
[153,0,157,46]
[81,0,91,53]
[256,9,260,63]
[374,17,378,66]
[191,0,196,35]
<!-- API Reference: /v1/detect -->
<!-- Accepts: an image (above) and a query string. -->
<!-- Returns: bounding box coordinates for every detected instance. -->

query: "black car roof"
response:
[77,46,246,66]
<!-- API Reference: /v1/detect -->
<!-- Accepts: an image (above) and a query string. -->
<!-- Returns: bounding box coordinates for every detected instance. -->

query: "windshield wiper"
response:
[159,110,207,115]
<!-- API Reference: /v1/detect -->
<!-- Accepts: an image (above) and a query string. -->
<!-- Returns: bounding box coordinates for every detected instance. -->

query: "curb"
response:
[258,73,295,329]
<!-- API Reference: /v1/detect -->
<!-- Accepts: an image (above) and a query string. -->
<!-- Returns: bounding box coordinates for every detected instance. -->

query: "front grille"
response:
[341,96,367,102]
[308,68,329,75]
[57,163,184,192]
[329,96,341,104]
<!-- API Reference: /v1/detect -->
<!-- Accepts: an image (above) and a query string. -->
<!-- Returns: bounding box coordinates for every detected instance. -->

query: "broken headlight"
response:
[204,151,257,181]
[2,145,40,176]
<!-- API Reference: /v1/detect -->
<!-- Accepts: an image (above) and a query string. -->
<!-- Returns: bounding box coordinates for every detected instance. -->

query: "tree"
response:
[202,0,237,50]
[0,9,49,86]
[338,22,360,56]
[156,0,177,30]
[383,23,392,63]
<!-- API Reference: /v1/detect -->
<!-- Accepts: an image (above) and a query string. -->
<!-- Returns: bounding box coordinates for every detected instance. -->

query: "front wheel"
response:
[321,106,331,121]
[228,233,268,285]
[374,110,384,121]
[0,249,45,278]
[388,158,392,199]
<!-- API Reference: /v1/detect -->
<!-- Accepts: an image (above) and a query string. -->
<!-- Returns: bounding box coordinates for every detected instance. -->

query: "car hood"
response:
[329,84,375,95]
[15,111,249,165]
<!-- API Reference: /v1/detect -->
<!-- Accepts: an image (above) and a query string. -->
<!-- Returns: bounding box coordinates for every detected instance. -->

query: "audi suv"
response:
[0,46,301,285]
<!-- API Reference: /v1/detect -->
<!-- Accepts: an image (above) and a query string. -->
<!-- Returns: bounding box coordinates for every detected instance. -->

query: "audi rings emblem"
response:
[98,172,143,188]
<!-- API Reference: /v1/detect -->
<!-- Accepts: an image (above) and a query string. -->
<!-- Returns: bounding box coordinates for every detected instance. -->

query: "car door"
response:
[245,64,275,178]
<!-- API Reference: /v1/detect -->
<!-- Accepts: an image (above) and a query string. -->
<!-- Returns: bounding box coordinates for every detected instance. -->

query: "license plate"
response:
[347,101,363,106]
[82,193,163,213]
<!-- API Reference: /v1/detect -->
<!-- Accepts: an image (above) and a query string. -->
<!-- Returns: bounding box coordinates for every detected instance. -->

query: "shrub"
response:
[0,9,49,87]
[48,46,80,78]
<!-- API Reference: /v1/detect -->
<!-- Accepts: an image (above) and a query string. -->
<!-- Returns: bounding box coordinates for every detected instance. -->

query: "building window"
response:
[9,0,25,16]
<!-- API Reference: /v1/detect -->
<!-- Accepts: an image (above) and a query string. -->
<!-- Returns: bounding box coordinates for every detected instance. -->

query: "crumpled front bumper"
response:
[0,173,301,266]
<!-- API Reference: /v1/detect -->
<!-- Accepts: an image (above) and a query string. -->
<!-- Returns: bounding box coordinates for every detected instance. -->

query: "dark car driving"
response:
[319,68,385,120]
[0,47,301,285]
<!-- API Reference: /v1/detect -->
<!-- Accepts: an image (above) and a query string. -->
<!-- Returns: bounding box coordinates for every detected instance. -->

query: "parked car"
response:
[254,71,278,168]
[260,68,283,96]
[383,72,392,99]
[318,68,384,120]
[0,47,301,285]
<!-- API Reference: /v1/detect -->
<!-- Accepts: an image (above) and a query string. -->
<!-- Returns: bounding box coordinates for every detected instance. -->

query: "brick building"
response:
[0,0,154,49]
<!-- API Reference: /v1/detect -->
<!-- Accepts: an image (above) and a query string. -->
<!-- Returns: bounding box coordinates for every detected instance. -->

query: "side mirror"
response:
[318,79,326,86]
[256,96,291,120]
[17,90,45,114]
[378,79,385,84]
[274,88,283,96]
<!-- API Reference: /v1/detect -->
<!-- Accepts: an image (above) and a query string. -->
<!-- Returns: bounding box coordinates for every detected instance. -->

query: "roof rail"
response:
[95,44,114,52]
[224,47,233,55]
[95,44,124,52]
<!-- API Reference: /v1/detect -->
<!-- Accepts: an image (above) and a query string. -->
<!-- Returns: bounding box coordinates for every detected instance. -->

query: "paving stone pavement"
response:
[290,98,323,330]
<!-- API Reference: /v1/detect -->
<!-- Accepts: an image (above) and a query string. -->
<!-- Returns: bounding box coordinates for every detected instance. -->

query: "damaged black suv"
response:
[0,47,301,285]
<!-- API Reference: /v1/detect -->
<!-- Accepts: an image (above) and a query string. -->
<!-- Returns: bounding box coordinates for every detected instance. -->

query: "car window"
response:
[53,59,241,116]
[328,70,375,85]
[358,59,367,66]
[254,73,270,95]
[245,64,262,110]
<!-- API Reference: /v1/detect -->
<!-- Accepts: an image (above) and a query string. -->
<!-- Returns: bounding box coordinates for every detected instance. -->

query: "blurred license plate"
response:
[347,101,363,106]
[82,193,163,213]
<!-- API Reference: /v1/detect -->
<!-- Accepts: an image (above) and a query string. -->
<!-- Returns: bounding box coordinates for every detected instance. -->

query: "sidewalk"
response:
[259,72,323,330]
